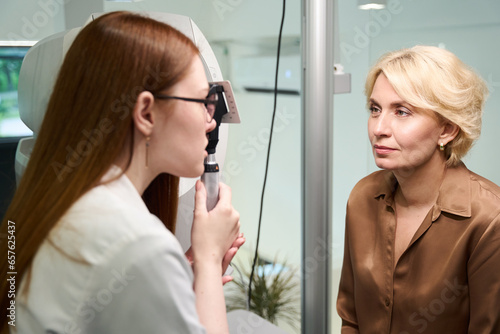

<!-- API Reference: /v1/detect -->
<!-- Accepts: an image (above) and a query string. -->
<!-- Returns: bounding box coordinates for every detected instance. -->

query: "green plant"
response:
[225,253,300,329]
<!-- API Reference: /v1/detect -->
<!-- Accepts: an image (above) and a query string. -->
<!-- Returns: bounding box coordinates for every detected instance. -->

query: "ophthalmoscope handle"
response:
[201,154,219,211]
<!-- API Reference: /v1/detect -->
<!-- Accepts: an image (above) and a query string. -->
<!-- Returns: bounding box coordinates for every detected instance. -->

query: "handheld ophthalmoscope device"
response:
[201,81,240,211]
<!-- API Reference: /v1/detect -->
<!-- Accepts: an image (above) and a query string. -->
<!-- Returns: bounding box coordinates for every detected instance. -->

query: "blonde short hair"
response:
[365,45,488,166]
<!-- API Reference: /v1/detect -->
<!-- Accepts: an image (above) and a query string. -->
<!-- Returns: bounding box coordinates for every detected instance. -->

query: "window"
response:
[0,41,35,138]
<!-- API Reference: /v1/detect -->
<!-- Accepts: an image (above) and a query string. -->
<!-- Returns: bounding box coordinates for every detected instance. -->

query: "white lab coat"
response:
[15,166,206,334]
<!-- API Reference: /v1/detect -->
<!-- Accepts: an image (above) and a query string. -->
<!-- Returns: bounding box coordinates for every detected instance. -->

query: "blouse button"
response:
[385,298,391,307]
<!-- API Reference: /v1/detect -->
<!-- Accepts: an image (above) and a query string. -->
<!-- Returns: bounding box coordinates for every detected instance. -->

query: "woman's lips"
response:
[374,145,396,155]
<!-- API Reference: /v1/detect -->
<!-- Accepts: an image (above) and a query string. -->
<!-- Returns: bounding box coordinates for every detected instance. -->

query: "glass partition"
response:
[206,3,303,332]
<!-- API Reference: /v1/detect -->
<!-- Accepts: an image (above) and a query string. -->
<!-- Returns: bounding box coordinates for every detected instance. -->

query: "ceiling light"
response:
[358,0,386,10]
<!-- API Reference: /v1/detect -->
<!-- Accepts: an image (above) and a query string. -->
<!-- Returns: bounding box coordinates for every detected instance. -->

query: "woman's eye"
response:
[396,109,410,116]
[369,106,381,114]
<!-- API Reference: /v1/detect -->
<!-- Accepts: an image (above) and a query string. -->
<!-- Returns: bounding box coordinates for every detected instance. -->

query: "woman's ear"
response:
[440,121,460,146]
[132,91,155,137]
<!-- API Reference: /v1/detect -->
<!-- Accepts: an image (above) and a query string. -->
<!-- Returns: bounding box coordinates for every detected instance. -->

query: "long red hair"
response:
[0,11,198,332]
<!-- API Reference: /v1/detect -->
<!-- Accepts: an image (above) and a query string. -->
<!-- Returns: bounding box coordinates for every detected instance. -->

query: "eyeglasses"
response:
[154,84,219,122]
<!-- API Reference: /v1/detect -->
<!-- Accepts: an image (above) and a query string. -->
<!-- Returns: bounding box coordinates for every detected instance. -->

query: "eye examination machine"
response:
[15,11,288,334]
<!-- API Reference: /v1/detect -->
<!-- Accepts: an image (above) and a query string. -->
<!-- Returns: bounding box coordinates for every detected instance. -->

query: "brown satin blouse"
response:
[337,163,500,334]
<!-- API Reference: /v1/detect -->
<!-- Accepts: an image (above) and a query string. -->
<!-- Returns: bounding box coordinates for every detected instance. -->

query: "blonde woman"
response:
[0,12,243,334]
[337,46,500,333]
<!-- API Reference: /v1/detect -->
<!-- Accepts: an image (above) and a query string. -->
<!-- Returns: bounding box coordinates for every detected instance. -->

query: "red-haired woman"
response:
[0,11,243,334]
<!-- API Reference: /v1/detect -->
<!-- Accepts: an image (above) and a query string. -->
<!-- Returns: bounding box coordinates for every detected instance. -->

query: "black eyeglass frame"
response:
[153,84,219,121]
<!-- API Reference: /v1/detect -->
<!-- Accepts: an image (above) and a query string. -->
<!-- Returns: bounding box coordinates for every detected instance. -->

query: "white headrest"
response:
[17,28,80,134]
[18,12,225,135]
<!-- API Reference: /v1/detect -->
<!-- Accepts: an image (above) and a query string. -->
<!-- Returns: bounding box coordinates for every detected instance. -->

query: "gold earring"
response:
[439,143,445,151]
[145,136,150,168]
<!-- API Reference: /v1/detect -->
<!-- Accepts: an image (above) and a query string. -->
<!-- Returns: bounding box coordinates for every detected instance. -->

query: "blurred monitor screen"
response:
[0,41,35,138]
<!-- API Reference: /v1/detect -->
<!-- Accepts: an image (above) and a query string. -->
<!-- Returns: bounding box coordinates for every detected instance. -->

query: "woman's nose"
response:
[372,112,391,137]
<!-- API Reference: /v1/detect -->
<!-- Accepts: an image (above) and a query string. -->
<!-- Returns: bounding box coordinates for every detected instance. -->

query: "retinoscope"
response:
[201,81,240,211]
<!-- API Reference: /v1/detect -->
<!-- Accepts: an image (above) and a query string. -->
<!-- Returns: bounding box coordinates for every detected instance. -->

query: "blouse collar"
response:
[375,162,472,219]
